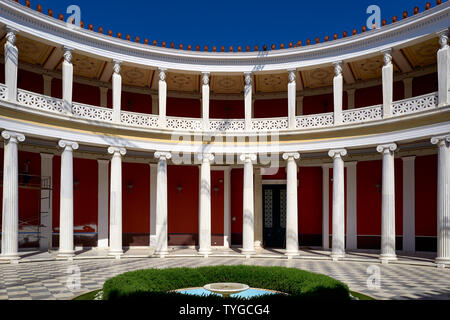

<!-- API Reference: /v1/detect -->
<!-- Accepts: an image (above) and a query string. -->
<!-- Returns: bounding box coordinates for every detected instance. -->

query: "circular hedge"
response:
[103,265,350,301]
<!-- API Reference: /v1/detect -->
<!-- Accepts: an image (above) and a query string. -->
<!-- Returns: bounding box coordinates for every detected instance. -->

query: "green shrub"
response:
[103,265,350,301]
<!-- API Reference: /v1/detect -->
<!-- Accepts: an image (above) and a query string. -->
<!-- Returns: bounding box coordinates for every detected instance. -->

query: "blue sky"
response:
[35,0,436,48]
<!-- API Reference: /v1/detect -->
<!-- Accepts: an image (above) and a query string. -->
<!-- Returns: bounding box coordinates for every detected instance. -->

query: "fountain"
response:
[203,283,249,298]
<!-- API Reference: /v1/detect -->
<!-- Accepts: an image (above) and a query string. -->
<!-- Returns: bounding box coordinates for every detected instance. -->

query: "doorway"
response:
[262,185,286,248]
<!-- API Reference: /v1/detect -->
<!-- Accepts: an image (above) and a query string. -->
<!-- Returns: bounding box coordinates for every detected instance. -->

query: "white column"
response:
[403,78,413,99]
[58,140,79,258]
[402,156,415,253]
[283,152,300,256]
[287,70,297,129]
[158,68,167,127]
[382,49,393,118]
[254,168,263,249]
[0,131,25,261]
[97,159,109,249]
[377,143,397,262]
[151,95,159,115]
[39,153,53,251]
[62,47,74,114]
[198,153,214,255]
[296,96,304,116]
[4,27,18,102]
[333,61,343,125]
[431,135,450,266]
[107,147,126,257]
[244,72,253,131]
[322,165,330,249]
[346,161,357,250]
[437,31,449,107]
[223,167,231,248]
[201,72,210,130]
[149,163,157,248]
[99,87,108,108]
[112,61,122,123]
[154,151,171,256]
[43,75,53,97]
[347,89,356,109]
[240,153,256,254]
[328,149,347,260]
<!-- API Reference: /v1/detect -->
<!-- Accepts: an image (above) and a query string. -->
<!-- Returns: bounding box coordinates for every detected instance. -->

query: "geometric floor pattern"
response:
[0,256,449,300]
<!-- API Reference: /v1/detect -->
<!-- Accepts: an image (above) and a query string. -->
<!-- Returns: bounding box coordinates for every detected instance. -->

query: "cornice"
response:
[0,0,448,73]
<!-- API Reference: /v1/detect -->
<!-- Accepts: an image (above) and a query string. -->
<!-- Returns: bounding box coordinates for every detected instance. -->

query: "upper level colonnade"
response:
[0,0,448,152]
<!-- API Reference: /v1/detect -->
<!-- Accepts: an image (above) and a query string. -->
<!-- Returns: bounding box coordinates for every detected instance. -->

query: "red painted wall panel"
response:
[254,99,288,118]
[167,165,199,234]
[167,97,201,118]
[415,154,437,236]
[51,78,62,99]
[122,162,149,234]
[303,93,334,115]
[298,167,322,234]
[413,73,438,96]
[230,168,243,235]
[211,171,224,239]
[73,82,100,106]
[210,100,244,119]
[121,91,152,114]
[18,69,43,94]
[0,63,4,84]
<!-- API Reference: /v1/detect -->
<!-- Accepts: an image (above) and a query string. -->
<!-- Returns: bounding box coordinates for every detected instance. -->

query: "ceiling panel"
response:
[402,38,439,68]
[121,66,153,87]
[56,52,106,80]
[350,56,399,81]
[255,73,288,93]
[211,75,244,94]
[1,35,53,66]
[301,67,334,89]
[166,72,199,92]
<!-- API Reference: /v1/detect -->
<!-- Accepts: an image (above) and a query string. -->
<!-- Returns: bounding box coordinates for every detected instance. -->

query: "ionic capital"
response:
[240,153,257,163]
[201,72,210,86]
[376,143,397,154]
[282,152,300,161]
[244,72,252,86]
[328,149,347,159]
[154,151,172,160]
[333,61,343,76]
[1,131,25,144]
[287,69,296,83]
[63,47,74,63]
[431,135,450,147]
[381,48,393,66]
[159,68,167,82]
[197,153,215,163]
[113,60,122,74]
[108,146,126,156]
[58,140,79,150]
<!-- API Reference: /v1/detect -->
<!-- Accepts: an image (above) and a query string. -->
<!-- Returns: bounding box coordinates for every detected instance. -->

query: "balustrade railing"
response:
[0,87,440,133]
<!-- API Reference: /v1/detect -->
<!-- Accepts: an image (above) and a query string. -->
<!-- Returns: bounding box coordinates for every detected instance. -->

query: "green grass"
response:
[73,289,101,300]
[102,265,351,301]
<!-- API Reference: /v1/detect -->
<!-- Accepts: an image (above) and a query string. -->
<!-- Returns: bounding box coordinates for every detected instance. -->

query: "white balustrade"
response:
[251,117,289,131]
[121,110,159,128]
[296,113,334,129]
[0,84,6,100]
[72,102,113,122]
[392,92,438,116]
[342,105,382,124]
[17,89,64,114]
[209,119,245,132]
[166,116,203,131]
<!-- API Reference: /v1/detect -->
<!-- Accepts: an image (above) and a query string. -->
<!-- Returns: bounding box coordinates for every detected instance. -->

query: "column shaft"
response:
[347,89,356,109]
[432,136,450,266]
[322,165,330,249]
[296,96,304,116]
[149,164,157,248]
[199,154,214,254]
[333,62,343,125]
[1,131,25,260]
[377,143,397,261]
[43,75,53,97]
[283,153,300,255]
[158,69,167,127]
[241,154,256,254]
[108,147,126,256]
[202,73,210,130]
[328,149,347,259]
[4,28,18,102]
[58,140,79,257]
[99,87,108,108]
[254,169,263,248]
[97,160,109,249]
[155,152,171,255]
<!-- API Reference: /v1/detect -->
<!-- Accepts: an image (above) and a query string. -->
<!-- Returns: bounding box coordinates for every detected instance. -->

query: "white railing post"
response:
[333,61,343,125]
[62,47,74,114]
[112,60,122,123]
[287,69,297,129]
[437,30,449,107]
[382,49,394,118]
[201,72,210,130]
[244,72,253,131]
[158,68,167,128]
[4,27,18,102]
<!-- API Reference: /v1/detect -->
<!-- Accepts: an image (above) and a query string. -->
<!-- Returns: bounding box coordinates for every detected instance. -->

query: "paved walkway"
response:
[0,253,449,300]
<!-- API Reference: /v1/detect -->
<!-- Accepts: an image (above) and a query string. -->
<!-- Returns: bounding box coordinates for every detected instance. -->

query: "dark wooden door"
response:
[263,185,286,248]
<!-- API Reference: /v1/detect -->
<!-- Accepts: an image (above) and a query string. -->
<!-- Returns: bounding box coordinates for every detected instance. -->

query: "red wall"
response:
[298,167,322,235]
[415,154,437,236]
[413,73,438,96]
[254,99,287,118]
[73,82,100,106]
[18,69,43,94]
[167,97,201,118]
[210,100,244,119]
[121,91,152,114]
[211,171,224,245]
[230,168,243,242]
[303,92,348,115]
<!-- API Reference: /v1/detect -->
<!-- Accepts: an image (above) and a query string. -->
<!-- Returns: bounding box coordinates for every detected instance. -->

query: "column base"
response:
[155,249,169,258]
[57,250,75,258]
[241,249,256,257]
[379,254,397,264]
[108,249,123,259]
[0,254,20,262]
[330,252,345,261]
[285,250,299,258]
[435,257,450,268]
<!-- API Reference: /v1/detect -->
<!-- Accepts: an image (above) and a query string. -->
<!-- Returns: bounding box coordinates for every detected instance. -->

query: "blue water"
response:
[177,288,275,298]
